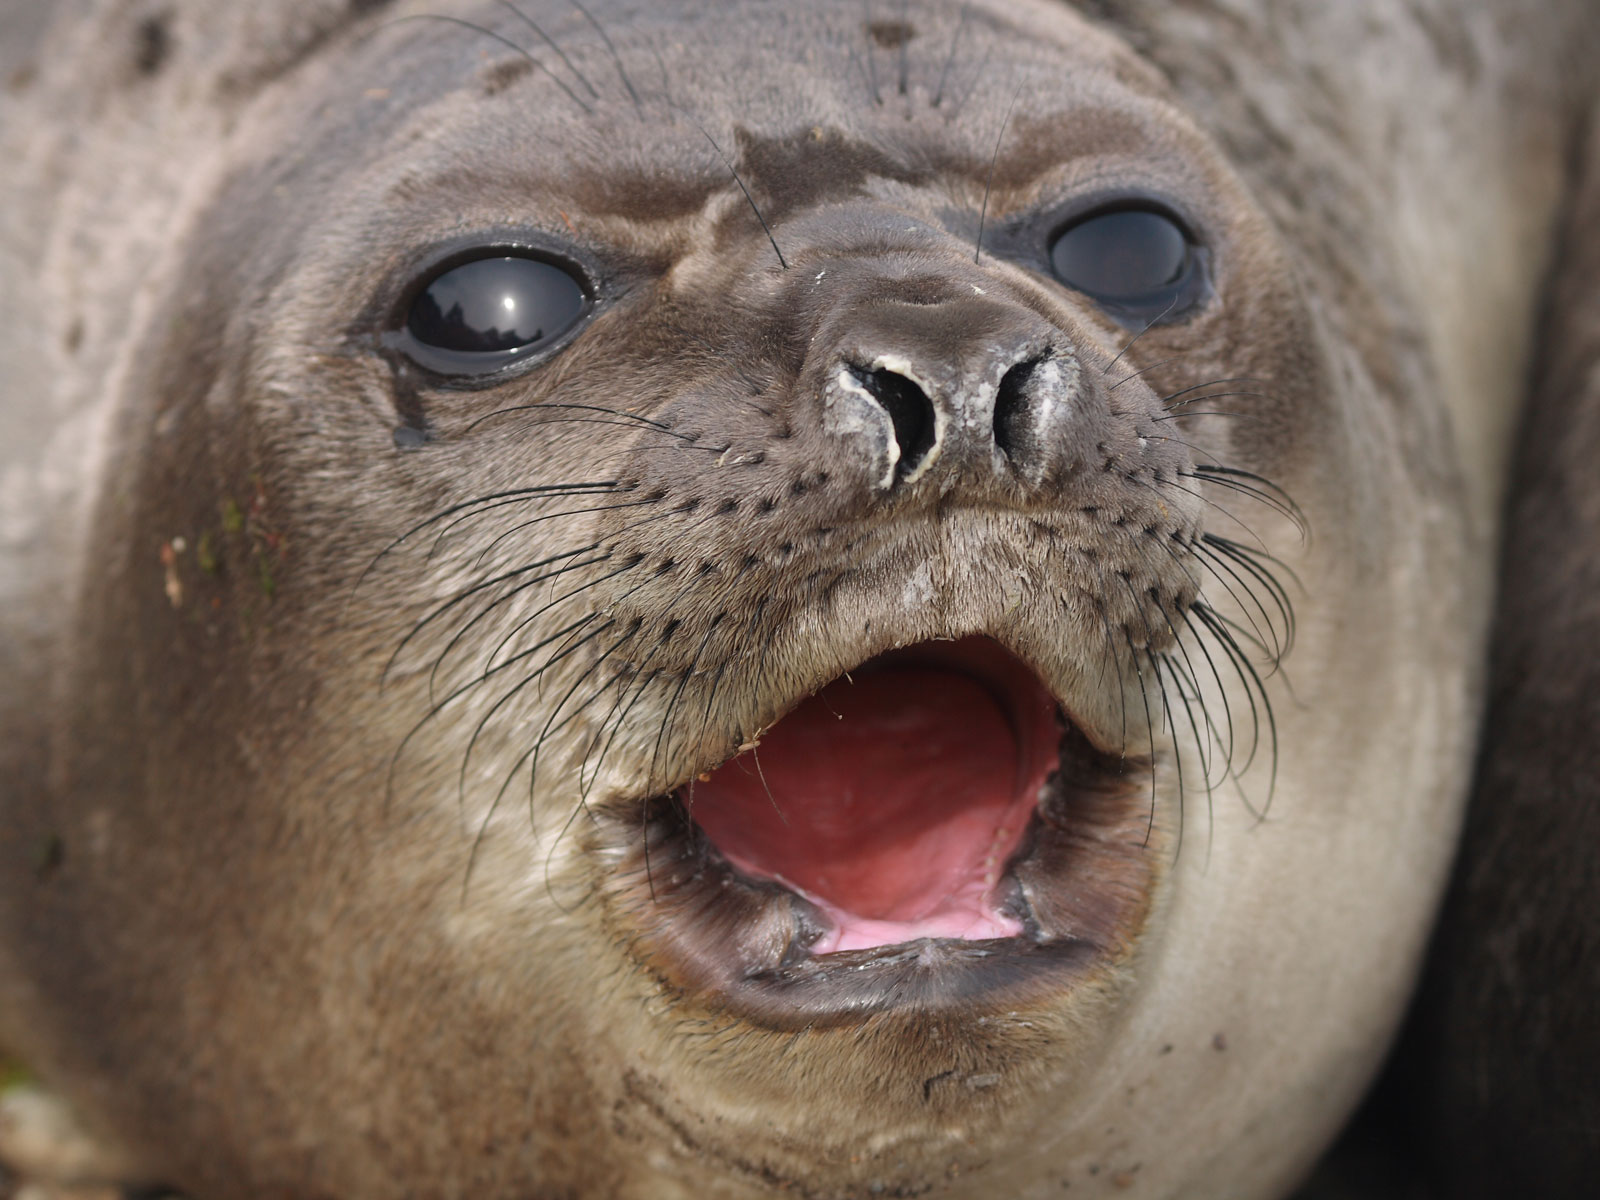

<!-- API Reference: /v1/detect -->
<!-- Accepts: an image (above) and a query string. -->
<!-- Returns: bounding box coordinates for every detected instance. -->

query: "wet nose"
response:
[812,291,1086,497]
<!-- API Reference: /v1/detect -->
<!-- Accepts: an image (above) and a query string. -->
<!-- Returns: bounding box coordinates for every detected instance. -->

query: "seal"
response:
[0,2,1593,1197]
[1410,106,1600,1197]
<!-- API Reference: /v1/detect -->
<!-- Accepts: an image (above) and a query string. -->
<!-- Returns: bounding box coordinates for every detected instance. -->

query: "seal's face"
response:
[35,1,1480,1196]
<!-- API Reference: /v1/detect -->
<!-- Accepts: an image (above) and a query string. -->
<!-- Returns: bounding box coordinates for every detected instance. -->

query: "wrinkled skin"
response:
[0,2,1593,1198]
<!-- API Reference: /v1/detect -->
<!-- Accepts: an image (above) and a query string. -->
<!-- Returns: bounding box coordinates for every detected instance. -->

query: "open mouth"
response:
[602,637,1159,1026]
[688,639,1059,954]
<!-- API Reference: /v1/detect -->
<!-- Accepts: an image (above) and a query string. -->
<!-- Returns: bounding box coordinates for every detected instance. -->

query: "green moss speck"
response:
[0,1054,34,1092]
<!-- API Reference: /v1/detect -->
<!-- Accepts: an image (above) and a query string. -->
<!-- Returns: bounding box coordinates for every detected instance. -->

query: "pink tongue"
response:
[690,665,1049,953]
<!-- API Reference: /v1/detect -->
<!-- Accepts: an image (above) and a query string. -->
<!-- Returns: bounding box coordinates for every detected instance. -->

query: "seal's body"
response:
[0,2,1593,1197]
[1414,108,1600,1198]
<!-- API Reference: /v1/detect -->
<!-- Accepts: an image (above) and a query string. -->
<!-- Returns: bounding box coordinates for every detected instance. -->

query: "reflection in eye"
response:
[1048,208,1203,323]
[400,255,588,375]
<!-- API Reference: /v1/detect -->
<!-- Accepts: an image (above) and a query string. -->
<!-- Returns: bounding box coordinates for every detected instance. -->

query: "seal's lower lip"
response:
[598,637,1159,1028]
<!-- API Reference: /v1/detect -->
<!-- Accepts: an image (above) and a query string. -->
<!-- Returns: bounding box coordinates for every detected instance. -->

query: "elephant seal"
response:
[1407,103,1600,1197]
[0,1,1593,1197]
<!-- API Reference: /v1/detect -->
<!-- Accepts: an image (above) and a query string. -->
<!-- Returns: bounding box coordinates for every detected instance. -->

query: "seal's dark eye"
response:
[399,255,589,376]
[1048,208,1204,323]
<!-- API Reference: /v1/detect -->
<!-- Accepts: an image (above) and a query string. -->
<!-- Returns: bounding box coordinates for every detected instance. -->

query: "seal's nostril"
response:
[993,357,1042,463]
[851,365,937,481]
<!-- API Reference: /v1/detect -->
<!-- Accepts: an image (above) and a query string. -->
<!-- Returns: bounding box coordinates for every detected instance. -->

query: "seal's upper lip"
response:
[596,637,1161,1027]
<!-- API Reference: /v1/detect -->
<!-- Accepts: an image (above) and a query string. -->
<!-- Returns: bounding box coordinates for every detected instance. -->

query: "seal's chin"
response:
[686,639,1060,954]
[605,638,1159,1024]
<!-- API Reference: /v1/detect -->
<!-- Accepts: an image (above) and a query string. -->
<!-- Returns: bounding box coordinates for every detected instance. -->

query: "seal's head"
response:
[6,1,1484,1196]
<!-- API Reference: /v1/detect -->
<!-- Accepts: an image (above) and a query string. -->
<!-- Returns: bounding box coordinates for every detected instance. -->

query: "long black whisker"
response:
[1190,540,1286,665]
[464,402,694,440]
[1157,391,1275,417]
[1166,389,1275,412]
[414,552,613,696]
[382,611,596,814]
[1109,352,1195,391]
[353,482,618,596]
[1121,628,1160,847]
[1182,535,1279,660]
[1179,606,1237,776]
[1182,470,1306,538]
[1202,530,1304,586]
[432,555,640,702]
[542,706,630,916]
[459,416,711,450]
[932,4,970,107]
[1120,572,1196,825]
[1103,612,1131,759]
[646,617,724,797]
[421,493,640,564]
[461,623,629,900]
[694,122,788,270]
[974,81,1023,264]
[495,0,598,98]
[1145,473,1273,551]
[1146,589,1217,787]
[1177,630,1260,825]
[1163,644,1237,813]
[1151,411,1266,424]
[465,621,642,902]
[571,0,643,109]
[1104,296,1180,374]
[1081,562,1134,757]
[1154,653,1201,867]
[1190,604,1260,784]
[540,665,642,911]
[571,619,646,797]
[1154,376,1263,406]
[382,546,601,685]
[1193,603,1279,812]
[579,566,707,795]
[525,623,643,826]
[1190,464,1304,525]
[582,659,662,809]
[462,498,659,571]
[485,545,662,674]
[897,0,911,96]
[1207,606,1294,671]
[682,581,762,765]
[1202,534,1298,659]
[381,15,591,114]
[861,0,882,104]
[460,617,612,811]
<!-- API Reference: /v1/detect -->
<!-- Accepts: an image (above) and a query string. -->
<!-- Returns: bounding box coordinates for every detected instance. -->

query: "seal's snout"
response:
[831,342,1077,494]
[816,288,1084,498]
